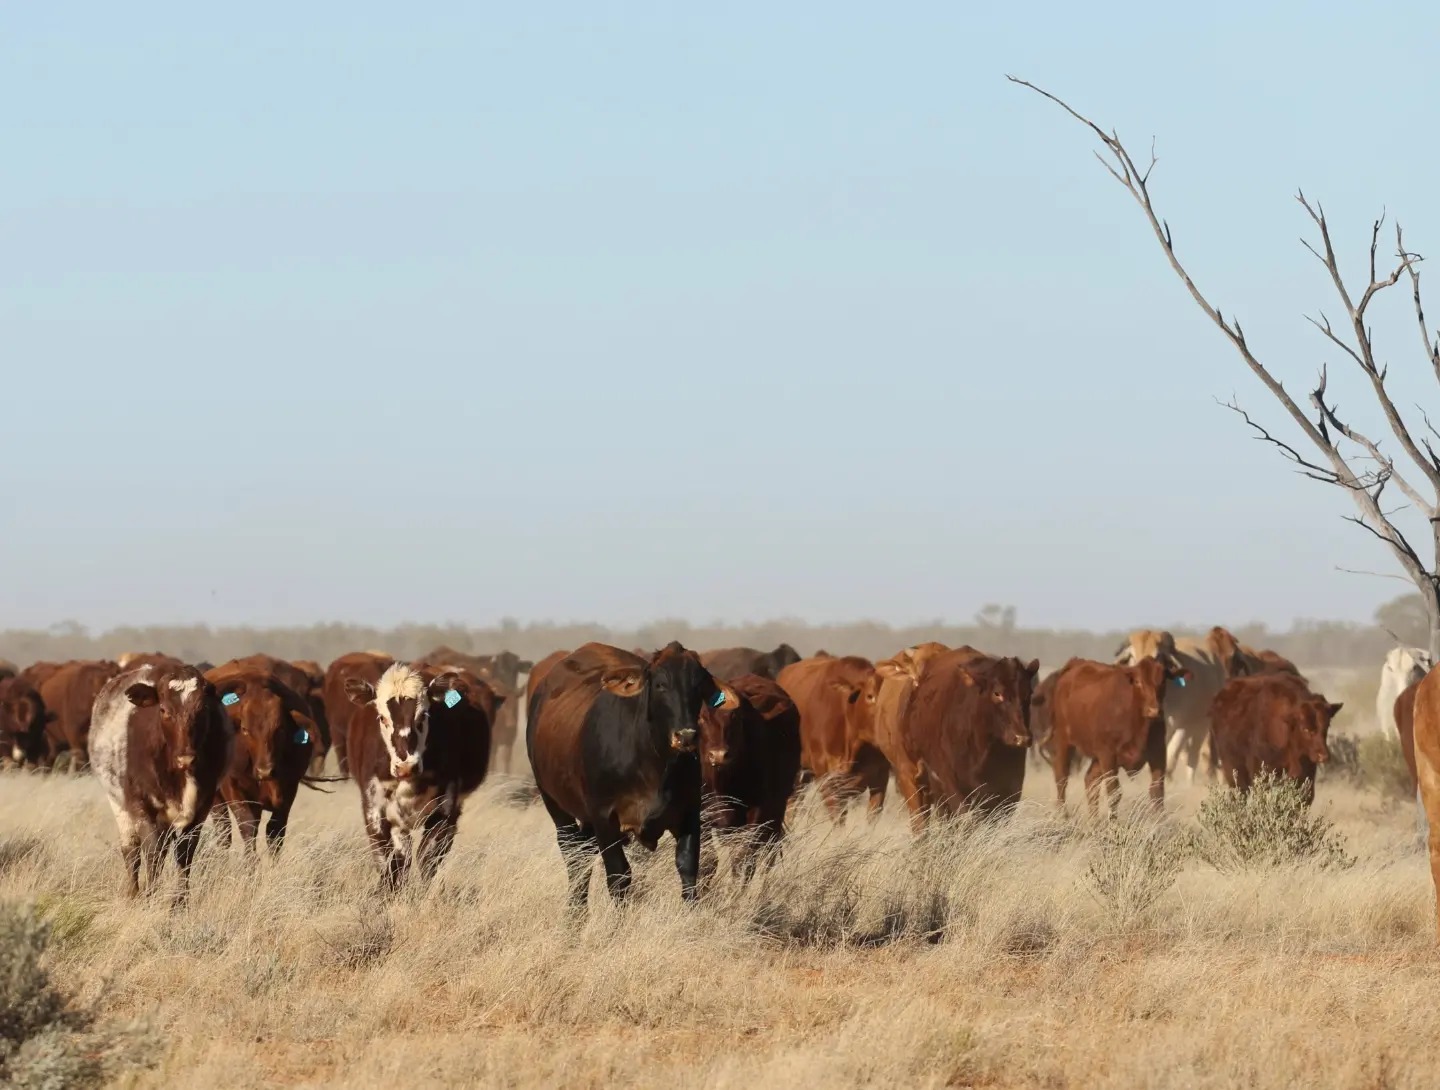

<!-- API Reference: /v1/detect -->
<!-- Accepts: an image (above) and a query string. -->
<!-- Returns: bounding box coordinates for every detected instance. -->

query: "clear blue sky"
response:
[4,2,1437,632]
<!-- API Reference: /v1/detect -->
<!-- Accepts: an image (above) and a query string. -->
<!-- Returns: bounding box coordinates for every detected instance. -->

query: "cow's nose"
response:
[671,728,698,752]
[255,764,273,780]
[176,753,195,770]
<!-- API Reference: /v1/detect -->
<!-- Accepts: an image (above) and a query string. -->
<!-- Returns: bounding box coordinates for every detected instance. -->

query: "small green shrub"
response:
[1192,774,1354,872]
[1081,814,1186,929]
[0,902,150,1089]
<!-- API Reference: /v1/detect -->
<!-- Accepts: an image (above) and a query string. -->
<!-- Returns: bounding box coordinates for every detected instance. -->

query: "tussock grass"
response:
[1,771,1437,1088]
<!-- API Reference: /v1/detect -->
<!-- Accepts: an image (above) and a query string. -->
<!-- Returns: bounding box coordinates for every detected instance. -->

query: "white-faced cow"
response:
[344,662,497,889]
[90,664,234,897]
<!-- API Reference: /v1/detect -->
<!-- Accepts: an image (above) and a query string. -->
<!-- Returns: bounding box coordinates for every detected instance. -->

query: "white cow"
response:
[1378,647,1432,737]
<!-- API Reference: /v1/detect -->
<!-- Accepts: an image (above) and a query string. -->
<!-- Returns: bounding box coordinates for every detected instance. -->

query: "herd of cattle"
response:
[4,626,1423,911]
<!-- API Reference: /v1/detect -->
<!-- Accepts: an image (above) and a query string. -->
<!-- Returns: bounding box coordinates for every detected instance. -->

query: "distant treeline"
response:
[0,613,1412,672]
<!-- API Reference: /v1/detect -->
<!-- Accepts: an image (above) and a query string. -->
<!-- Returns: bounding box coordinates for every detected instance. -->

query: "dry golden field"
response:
[2,742,1437,1090]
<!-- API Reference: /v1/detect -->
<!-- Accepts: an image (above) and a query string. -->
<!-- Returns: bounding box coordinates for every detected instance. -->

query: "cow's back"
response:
[777,656,858,777]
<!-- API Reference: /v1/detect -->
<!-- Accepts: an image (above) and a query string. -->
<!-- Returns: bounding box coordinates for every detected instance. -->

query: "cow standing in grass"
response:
[344,662,497,889]
[206,660,320,856]
[90,663,233,897]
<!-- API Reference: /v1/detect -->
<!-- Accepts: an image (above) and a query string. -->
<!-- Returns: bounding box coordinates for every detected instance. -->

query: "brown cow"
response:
[0,659,16,681]
[1408,669,1440,933]
[1034,657,1184,816]
[698,673,802,875]
[1240,646,1305,679]
[37,660,120,770]
[527,642,731,905]
[345,662,498,888]
[871,642,950,830]
[1210,674,1341,801]
[227,654,331,775]
[896,648,1038,822]
[415,647,528,775]
[90,663,233,896]
[525,650,569,725]
[0,677,47,767]
[777,655,886,819]
[205,661,319,855]
[701,644,803,682]
[323,651,394,776]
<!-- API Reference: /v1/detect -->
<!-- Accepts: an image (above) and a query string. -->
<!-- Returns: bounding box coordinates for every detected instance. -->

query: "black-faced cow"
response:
[527,641,733,906]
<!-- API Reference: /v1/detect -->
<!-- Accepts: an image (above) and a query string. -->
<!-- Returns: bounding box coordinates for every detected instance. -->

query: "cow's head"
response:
[347,663,461,779]
[769,643,802,674]
[0,679,46,765]
[1207,626,1250,678]
[959,655,1040,748]
[699,687,746,772]
[125,666,221,772]
[1295,697,1342,766]
[215,677,315,782]
[602,642,735,755]
[1120,658,1181,766]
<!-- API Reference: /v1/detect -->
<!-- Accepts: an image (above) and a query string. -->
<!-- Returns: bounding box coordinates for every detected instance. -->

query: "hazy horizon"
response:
[7,4,1439,633]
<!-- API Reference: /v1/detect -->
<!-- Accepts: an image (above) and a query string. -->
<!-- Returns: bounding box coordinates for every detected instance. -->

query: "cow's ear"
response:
[344,678,376,706]
[600,666,646,698]
[217,681,246,707]
[125,683,159,709]
[1025,659,1040,678]
[427,672,463,706]
[874,661,907,681]
[712,682,740,712]
[1328,702,1344,718]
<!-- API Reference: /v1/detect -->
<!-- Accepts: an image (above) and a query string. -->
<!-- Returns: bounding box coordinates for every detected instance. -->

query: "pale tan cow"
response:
[871,642,950,831]
[1114,626,1247,783]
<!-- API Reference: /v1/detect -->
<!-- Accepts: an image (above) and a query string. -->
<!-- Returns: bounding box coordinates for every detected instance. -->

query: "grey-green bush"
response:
[1191,774,1354,872]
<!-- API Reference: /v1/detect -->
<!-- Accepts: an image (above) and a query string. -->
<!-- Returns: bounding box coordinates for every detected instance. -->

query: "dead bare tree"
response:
[1011,76,1440,659]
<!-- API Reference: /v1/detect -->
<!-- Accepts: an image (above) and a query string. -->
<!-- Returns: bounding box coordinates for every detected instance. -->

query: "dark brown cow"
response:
[1034,657,1184,816]
[897,648,1039,822]
[0,677,47,767]
[415,647,530,775]
[345,662,497,888]
[527,642,731,905]
[226,654,332,775]
[323,651,394,776]
[0,659,16,681]
[777,655,886,819]
[205,661,319,854]
[90,663,233,896]
[37,660,120,770]
[699,673,801,874]
[1210,674,1341,801]
[701,644,803,682]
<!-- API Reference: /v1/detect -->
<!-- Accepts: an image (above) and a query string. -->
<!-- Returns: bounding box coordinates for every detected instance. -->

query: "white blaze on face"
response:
[374,664,431,778]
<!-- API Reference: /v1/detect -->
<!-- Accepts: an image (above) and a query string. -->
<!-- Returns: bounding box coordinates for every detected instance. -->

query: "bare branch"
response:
[1012,74,1437,595]
[1335,565,1414,584]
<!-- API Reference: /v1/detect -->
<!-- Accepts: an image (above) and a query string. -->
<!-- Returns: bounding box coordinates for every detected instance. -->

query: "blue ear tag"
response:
[443,689,462,709]
[221,692,240,707]
[293,728,310,745]
[709,690,726,708]
[1176,677,1187,688]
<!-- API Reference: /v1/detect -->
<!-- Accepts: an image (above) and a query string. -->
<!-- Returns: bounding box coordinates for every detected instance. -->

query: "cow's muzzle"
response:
[175,753,195,770]
[671,727,698,752]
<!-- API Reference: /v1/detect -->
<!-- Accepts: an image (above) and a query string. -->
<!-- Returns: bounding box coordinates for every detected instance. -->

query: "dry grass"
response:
[2,767,1437,1089]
